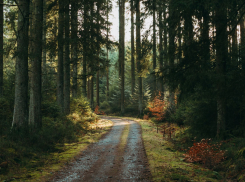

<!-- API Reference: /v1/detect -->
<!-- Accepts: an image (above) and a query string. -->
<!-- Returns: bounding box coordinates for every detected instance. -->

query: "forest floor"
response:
[1,117,225,181]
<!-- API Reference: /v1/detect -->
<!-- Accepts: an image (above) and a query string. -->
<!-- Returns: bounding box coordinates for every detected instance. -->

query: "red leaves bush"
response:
[184,139,225,168]
[148,92,166,122]
[94,105,106,115]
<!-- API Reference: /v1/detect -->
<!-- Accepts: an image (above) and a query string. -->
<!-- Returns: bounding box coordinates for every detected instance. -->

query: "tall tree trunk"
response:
[131,0,135,95]
[42,0,47,93]
[168,0,176,107]
[106,0,109,99]
[83,4,88,97]
[136,0,142,115]
[96,2,100,107]
[64,0,70,114]
[158,4,163,93]
[12,0,30,129]
[241,16,245,70]
[119,0,125,114]
[90,76,94,109]
[29,0,43,131]
[0,0,3,97]
[231,1,238,66]
[57,0,64,112]
[163,5,167,98]
[71,0,78,98]
[215,1,228,139]
[152,0,156,96]
[202,7,210,64]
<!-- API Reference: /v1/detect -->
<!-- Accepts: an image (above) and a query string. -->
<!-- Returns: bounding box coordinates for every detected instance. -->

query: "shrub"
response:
[183,139,225,168]
[70,97,92,117]
[148,92,167,122]
[41,101,60,118]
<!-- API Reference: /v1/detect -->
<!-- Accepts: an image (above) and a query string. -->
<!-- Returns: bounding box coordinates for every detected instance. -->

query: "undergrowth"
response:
[0,96,113,181]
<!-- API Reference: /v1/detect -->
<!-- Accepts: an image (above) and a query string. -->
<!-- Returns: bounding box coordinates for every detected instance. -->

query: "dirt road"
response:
[49,117,152,182]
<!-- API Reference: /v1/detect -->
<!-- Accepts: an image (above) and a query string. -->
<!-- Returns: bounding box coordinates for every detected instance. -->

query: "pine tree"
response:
[12,0,30,129]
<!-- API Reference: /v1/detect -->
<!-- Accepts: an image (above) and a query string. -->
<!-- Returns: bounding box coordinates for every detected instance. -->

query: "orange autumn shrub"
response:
[183,139,225,168]
[148,92,167,122]
[94,105,106,115]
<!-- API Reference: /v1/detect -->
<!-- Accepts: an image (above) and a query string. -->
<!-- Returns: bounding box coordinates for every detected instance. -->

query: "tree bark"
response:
[29,0,43,131]
[119,0,125,114]
[131,0,135,95]
[64,0,70,114]
[158,3,163,93]
[0,0,3,96]
[152,0,156,96]
[106,0,109,99]
[71,0,78,98]
[12,0,30,129]
[215,1,228,139]
[241,17,245,70]
[57,0,64,112]
[168,0,176,107]
[136,0,142,115]
[42,0,47,93]
[83,4,88,97]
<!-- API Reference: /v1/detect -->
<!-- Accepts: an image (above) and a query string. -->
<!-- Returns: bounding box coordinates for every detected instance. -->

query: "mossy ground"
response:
[122,117,222,182]
[0,118,113,182]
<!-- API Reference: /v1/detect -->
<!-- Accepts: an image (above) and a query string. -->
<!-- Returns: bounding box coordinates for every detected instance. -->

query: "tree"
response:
[0,0,3,97]
[168,0,176,107]
[136,0,142,115]
[130,0,135,95]
[71,0,78,98]
[12,0,30,129]
[29,0,43,130]
[119,0,125,114]
[215,0,228,139]
[158,1,163,93]
[57,0,64,112]
[64,0,70,114]
[152,0,156,96]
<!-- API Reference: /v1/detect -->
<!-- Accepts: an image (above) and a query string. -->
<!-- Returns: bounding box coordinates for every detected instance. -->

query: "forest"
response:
[0,0,245,181]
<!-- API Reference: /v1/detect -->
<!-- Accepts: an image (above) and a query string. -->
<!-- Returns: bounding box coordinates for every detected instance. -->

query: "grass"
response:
[0,118,113,182]
[130,118,222,182]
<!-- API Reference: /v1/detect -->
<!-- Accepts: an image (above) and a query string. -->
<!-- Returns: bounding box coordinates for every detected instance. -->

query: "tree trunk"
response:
[29,0,43,131]
[57,0,64,112]
[119,0,125,114]
[215,1,227,139]
[106,0,109,99]
[241,16,245,70]
[158,4,163,93]
[136,0,142,115]
[90,76,94,109]
[0,0,3,97]
[131,0,135,95]
[42,0,47,93]
[12,0,30,129]
[152,0,156,96]
[71,0,78,98]
[168,0,176,107]
[83,4,88,97]
[96,2,100,107]
[64,0,70,114]
[231,1,238,66]
[163,4,167,98]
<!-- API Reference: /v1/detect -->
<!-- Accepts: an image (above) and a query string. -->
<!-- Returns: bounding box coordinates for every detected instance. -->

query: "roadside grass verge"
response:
[0,118,113,182]
[132,118,221,182]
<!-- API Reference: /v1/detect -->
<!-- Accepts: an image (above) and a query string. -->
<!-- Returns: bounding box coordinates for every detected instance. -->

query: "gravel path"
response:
[49,117,152,182]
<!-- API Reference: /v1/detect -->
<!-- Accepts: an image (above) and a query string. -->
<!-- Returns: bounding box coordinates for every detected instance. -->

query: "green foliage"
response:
[41,101,60,118]
[70,97,93,117]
